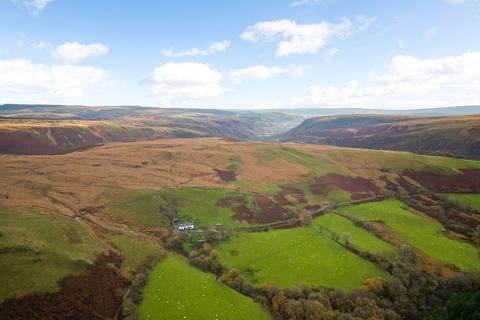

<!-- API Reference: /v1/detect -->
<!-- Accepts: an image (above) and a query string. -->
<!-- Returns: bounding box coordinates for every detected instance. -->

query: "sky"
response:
[0,0,480,109]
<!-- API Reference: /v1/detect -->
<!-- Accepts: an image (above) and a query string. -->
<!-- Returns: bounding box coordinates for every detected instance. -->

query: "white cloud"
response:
[0,59,107,99]
[291,0,327,7]
[161,41,230,58]
[144,62,225,105]
[229,65,305,83]
[324,48,339,63]
[13,0,54,13]
[356,16,377,31]
[241,18,351,56]
[292,51,480,108]
[370,52,480,88]
[52,42,109,64]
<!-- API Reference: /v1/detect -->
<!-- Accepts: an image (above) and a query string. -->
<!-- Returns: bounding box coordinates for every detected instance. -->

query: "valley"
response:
[279,114,480,160]
[2,1,480,318]
[0,132,479,319]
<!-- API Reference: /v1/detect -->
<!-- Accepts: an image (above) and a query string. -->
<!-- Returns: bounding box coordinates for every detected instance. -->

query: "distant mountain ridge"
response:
[1,104,479,119]
[278,114,480,160]
[0,104,303,155]
[268,105,480,117]
[1,104,479,157]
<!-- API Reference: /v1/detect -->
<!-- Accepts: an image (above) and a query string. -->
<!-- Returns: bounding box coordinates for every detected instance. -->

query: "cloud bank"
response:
[161,41,230,58]
[241,19,351,56]
[145,62,225,105]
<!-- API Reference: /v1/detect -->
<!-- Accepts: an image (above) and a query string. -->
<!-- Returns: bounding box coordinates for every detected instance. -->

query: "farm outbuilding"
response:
[175,223,196,231]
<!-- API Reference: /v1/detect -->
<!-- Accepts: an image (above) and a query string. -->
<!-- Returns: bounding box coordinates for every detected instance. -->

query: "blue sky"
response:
[0,0,479,109]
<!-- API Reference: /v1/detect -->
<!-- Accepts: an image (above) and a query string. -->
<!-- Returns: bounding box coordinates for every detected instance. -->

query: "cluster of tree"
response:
[433,291,480,320]
[145,227,185,251]
[204,225,235,243]
[219,252,480,320]
[121,227,185,319]
[121,254,167,320]
[297,210,313,226]
[188,243,223,275]
[473,226,480,245]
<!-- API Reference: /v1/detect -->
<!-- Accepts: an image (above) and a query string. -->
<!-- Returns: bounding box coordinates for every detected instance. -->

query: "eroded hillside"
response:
[279,114,480,159]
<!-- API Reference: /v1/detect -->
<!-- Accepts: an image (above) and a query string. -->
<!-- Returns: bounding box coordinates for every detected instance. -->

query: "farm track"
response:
[236,195,388,233]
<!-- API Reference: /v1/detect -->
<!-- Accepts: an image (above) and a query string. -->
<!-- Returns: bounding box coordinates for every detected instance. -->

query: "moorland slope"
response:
[279,114,480,159]
[1,138,479,318]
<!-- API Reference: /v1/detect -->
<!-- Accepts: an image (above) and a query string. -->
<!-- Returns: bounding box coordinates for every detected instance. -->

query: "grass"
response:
[161,188,257,228]
[107,234,165,276]
[216,227,388,290]
[138,254,271,320]
[285,182,352,209]
[441,193,480,212]
[324,148,480,176]
[103,189,171,228]
[234,180,282,197]
[254,145,354,203]
[0,207,103,302]
[257,145,339,177]
[227,154,242,172]
[340,198,480,270]
[313,213,396,255]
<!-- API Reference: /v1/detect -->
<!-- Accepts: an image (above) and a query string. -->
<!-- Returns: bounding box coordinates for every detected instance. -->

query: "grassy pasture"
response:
[442,193,480,212]
[313,213,396,255]
[107,234,165,276]
[103,189,171,228]
[0,207,103,302]
[138,254,271,320]
[161,188,257,228]
[322,147,480,176]
[216,227,388,290]
[288,182,352,208]
[341,199,480,270]
[256,145,339,177]
[253,145,354,205]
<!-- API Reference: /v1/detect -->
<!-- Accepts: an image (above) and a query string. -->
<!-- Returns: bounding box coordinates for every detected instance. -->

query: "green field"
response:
[257,145,340,176]
[216,227,388,290]
[286,182,352,209]
[103,189,171,228]
[161,188,257,228]
[107,234,164,276]
[442,193,480,212]
[0,207,103,302]
[324,147,480,176]
[138,254,271,320]
[341,198,480,270]
[313,213,396,254]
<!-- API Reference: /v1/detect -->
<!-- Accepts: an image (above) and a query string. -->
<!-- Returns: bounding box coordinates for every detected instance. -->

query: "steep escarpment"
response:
[0,120,183,155]
[0,105,303,155]
[279,114,480,160]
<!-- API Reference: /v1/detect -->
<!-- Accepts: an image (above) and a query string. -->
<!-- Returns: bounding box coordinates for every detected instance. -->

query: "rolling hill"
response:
[0,137,479,319]
[278,114,480,159]
[2,104,480,157]
[0,106,302,154]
